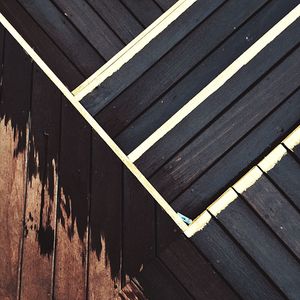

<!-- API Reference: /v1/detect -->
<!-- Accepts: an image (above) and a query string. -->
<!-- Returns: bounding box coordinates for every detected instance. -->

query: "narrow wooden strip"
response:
[282,125,300,151]
[0,14,187,233]
[0,33,32,299]
[258,145,287,172]
[73,0,197,99]
[128,5,300,162]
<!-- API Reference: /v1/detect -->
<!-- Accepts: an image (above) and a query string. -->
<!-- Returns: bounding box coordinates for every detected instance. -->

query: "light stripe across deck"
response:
[72,0,197,100]
[128,4,300,162]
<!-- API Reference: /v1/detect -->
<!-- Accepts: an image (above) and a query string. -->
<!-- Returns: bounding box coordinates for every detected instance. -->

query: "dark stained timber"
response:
[214,196,300,299]
[192,219,285,300]
[240,175,300,261]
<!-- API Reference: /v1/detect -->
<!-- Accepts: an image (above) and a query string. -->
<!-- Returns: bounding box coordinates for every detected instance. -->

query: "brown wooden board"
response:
[191,219,285,300]
[116,1,300,153]
[173,87,300,218]
[88,133,123,298]
[53,101,90,299]
[240,175,300,261]
[0,33,32,299]
[215,195,300,299]
[20,65,61,299]
[0,0,84,89]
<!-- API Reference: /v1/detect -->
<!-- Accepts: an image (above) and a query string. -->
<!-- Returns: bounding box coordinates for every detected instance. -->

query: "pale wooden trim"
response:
[72,0,197,100]
[0,12,188,233]
[128,5,300,162]
[283,125,300,151]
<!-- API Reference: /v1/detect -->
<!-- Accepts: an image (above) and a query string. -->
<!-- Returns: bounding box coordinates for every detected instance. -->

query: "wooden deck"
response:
[0,0,300,299]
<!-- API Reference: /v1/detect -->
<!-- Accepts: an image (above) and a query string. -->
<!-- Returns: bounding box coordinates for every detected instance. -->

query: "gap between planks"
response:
[0,12,188,233]
[184,125,300,238]
[128,4,300,162]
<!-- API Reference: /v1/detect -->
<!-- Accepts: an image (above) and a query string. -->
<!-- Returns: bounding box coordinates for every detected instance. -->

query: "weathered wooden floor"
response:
[1,0,300,299]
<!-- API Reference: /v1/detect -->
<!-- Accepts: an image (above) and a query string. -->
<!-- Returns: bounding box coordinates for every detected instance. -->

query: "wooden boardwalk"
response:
[0,0,300,299]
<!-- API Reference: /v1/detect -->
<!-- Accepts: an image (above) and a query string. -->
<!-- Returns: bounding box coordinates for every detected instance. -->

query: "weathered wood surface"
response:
[20,65,61,300]
[0,32,31,300]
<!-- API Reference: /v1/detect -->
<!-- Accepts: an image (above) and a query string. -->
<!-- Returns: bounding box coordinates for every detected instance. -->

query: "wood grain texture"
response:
[85,0,226,115]
[134,258,194,300]
[240,175,300,260]
[88,134,122,299]
[149,45,300,202]
[53,101,90,299]
[122,169,156,281]
[191,219,285,300]
[0,33,31,300]
[214,196,300,299]
[20,65,61,300]
[18,0,105,77]
[266,152,300,209]
[52,0,124,60]
[0,0,84,89]
[159,234,240,300]
[87,0,143,44]
[116,1,299,153]
[121,0,162,27]
[172,88,300,218]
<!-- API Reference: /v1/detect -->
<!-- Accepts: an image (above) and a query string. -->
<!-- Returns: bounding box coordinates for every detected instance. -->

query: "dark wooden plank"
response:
[0,33,32,300]
[87,0,143,44]
[154,0,177,11]
[240,175,300,261]
[148,45,300,202]
[20,65,61,299]
[134,258,194,300]
[172,88,300,218]
[214,195,300,299]
[266,152,300,210]
[116,1,300,152]
[122,168,156,282]
[159,234,240,300]
[137,20,300,177]
[88,134,122,298]
[290,144,300,160]
[0,0,84,89]
[53,101,90,299]
[121,0,163,27]
[18,0,105,77]
[52,0,124,61]
[191,219,284,300]
[84,0,226,115]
